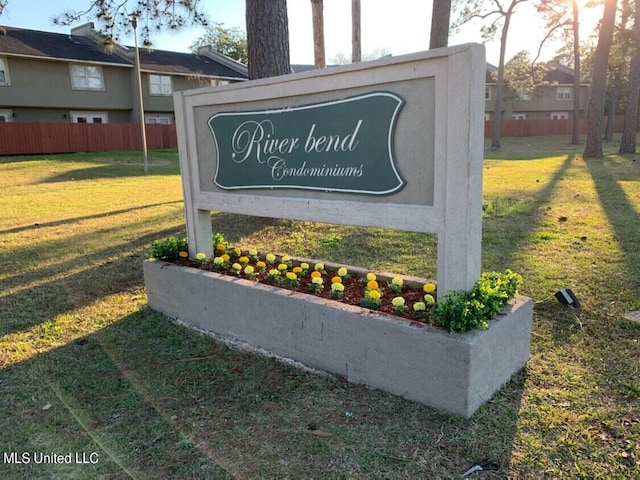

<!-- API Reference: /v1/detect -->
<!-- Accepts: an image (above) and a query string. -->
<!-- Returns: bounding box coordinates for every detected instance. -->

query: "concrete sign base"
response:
[144,259,533,418]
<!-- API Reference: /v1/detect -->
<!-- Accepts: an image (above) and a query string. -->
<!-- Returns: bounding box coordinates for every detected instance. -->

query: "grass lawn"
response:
[1,137,639,478]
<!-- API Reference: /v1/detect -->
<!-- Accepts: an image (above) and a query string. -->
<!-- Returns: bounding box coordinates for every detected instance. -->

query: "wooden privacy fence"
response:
[0,123,177,155]
[0,118,625,156]
[484,116,624,138]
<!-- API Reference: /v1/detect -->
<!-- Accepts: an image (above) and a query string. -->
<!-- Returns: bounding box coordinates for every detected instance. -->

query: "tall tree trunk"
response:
[246,0,290,79]
[352,0,361,62]
[619,0,640,153]
[491,6,515,149]
[311,0,325,69]
[584,0,618,158]
[430,0,452,49]
[604,77,619,141]
[571,0,581,145]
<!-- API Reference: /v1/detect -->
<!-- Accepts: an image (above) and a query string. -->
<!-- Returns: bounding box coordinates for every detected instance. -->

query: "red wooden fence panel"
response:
[0,122,177,155]
[484,116,624,138]
[0,118,625,156]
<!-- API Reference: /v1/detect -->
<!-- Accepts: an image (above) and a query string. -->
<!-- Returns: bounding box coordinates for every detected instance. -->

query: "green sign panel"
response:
[208,91,405,195]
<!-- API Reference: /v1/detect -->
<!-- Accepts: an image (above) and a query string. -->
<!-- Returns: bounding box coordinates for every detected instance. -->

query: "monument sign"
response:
[174,44,485,295]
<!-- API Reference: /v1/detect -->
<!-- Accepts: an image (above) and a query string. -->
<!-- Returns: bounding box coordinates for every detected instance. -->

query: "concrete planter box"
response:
[143,259,533,417]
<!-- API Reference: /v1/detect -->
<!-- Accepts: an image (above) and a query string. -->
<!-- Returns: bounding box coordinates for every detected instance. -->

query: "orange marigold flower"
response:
[331,276,342,284]
[216,244,226,251]
[367,280,379,290]
[178,251,189,258]
[310,271,322,278]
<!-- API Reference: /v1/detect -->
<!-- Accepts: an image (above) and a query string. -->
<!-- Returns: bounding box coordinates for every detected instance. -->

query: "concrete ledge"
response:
[143,259,533,417]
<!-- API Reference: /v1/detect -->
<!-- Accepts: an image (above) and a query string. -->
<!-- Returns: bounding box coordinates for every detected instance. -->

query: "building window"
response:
[0,110,13,122]
[556,86,572,101]
[149,74,172,95]
[517,89,531,101]
[0,57,10,85]
[485,86,491,101]
[145,115,171,124]
[0,57,12,86]
[551,112,569,120]
[71,111,108,123]
[512,113,527,120]
[70,65,104,90]
[484,113,491,121]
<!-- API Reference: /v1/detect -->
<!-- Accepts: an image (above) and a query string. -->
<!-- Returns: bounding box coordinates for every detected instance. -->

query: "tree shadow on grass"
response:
[481,154,577,272]
[0,310,236,479]
[584,157,640,277]
[210,211,294,244]
[0,224,182,338]
[0,201,183,236]
[0,304,530,479]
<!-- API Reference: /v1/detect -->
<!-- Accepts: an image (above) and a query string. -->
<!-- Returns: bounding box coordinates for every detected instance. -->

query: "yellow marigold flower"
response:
[213,256,224,265]
[391,276,403,286]
[331,282,344,292]
[423,283,436,293]
[366,272,376,282]
[282,255,291,262]
[277,263,288,271]
[310,271,322,279]
[268,269,280,276]
[233,247,241,256]
[256,261,266,269]
[367,280,379,290]
[367,290,381,300]
[244,265,254,275]
[239,256,249,265]
[311,277,323,285]
[266,253,276,263]
[221,254,230,262]
[314,263,325,271]
[286,272,297,280]
[413,301,426,312]
[232,263,242,271]
[300,262,309,270]
[178,250,189,258]
[195,252,207,261]
[337,267,348,277]
[248,248,258,256]
[391,296,405,307]
[331,276,342,284]
[216,244,226,251]
[424,294,435,305]
[292,266,303,274]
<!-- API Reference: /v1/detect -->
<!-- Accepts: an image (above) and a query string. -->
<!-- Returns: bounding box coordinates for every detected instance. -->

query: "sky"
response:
[1,0,602,66]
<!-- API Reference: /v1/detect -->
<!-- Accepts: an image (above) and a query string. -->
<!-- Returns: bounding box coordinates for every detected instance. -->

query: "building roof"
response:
[485,61,582,85]
[0,26,129,65]
[0,24,248,80]
[135,47,247,79]
[542,61,576,84]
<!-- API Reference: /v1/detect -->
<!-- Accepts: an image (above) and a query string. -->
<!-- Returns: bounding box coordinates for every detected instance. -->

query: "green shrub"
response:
[212,232,228,250]
[430,269,522,333]
[148,236,188,261]
[149,233,229,261]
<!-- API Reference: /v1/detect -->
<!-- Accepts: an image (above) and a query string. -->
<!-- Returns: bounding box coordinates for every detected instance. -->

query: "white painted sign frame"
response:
[174,44,485,295]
